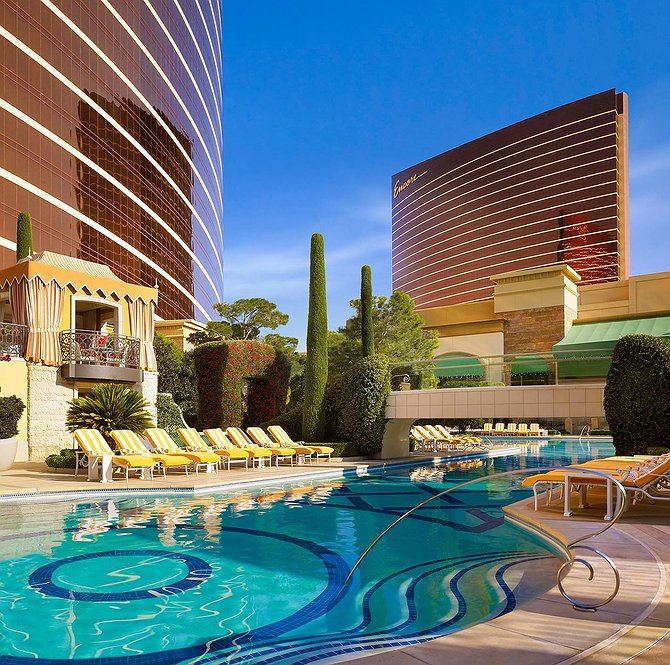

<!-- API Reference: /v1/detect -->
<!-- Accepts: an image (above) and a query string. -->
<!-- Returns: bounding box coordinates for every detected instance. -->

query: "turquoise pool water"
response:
[0,439,614,664]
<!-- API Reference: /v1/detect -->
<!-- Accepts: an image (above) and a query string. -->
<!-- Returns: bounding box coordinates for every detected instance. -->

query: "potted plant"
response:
[0,390,26,470]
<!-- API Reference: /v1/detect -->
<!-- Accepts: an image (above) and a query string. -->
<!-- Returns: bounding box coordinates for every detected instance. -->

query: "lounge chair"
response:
[110,430,191,478]
[522,454,670,519]
[483,422,493,436]
[145,428,220,474]
[505,423,518,436]
[517,423,529,436]
[410,425,440,452]
[226,427,295,466]
[423,425,456,451]
[435,425,492,450]
[493,423,506,436]
[182,427,250,471]
[247,427,315,463]
[267,425,334,462]
[73,428,156,482]
[529,423,541,436]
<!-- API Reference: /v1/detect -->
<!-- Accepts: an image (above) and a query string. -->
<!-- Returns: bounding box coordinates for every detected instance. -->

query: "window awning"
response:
[511,355,549,375]
[433,354,484,379]
[553,315,670,378]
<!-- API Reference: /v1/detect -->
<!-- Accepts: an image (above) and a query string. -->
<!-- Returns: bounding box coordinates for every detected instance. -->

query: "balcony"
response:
[0,322,28,358]
[59,329,143,383]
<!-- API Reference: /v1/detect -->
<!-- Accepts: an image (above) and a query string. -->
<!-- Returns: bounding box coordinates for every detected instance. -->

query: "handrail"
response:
[342,466,627,612]
[579,424,591,444]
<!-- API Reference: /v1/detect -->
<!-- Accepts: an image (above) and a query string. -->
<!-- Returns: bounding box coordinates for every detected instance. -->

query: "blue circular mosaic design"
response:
[28,549,212,602]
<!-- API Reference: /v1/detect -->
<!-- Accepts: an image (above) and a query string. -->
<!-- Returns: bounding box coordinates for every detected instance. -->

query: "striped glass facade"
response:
[0,0,223,320]
[392,90,629,309]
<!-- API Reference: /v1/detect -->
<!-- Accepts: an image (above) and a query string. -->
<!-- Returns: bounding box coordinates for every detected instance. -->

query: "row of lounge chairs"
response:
[522,453,670,520]
[410,425,493,453]
[73,425,334,481]
[483,422,544,436]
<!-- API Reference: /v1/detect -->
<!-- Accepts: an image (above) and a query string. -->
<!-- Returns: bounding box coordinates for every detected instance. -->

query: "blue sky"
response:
[221,1,670,347]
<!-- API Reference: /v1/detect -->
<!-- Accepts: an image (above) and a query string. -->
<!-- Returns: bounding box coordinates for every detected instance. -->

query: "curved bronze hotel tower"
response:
[0,0,223,320]
[392,90,629,309]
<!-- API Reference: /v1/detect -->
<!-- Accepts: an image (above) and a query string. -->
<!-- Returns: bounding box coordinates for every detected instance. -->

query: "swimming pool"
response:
[0,439,613,664]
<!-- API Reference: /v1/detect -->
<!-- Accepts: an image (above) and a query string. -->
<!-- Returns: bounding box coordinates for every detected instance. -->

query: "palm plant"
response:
[66,383,154,441]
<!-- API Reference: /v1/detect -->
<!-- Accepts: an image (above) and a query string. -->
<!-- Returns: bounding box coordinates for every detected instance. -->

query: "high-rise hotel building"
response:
[0,0,223,321]
[392,90,629,310]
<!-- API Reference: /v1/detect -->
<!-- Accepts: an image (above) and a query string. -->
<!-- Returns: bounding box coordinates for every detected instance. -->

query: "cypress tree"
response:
[360,264,374,357]
[16,212,34,261]
[302,233,328,441]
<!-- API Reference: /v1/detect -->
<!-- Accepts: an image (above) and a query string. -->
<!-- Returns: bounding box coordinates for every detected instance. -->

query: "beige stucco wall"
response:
[436,332,505,383]
[0,359,28,461]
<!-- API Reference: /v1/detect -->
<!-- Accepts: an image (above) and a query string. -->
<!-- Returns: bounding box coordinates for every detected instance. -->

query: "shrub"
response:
[156,393,186,432]
[0,394,26,439]
[261,404,303,440]
[16,212,34,260]
[45,449,77,469]
[604,334,670,455]
[66,384,154,441]
[648,446,670,455]
[437,379,505,388]
[329,355,391,456]
[303,233,329,441]
[194,340,290,430]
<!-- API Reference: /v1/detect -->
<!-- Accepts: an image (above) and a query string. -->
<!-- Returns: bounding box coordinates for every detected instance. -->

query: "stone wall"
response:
[499,305,577,355]
[26,365,73,461]
[137,370,159,422]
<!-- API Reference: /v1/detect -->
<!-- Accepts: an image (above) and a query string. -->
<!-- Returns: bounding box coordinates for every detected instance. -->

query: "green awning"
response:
[553,315,670,378]
[511,355,549,375]
[433,354,484,379]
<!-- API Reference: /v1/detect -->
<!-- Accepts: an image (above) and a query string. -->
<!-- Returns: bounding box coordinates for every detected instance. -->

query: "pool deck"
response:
[358,491,670,665]
[0,445,522,501]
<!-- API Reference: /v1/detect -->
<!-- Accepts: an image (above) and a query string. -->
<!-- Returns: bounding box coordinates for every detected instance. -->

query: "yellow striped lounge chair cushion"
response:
[267,425,293,446]
[145,428,180,454]
[110,430,149,455]
[246,427,274,446]
[202,428,232,450]
[225,427,254,448]
[74,429,113,456]
[178,428,209,451]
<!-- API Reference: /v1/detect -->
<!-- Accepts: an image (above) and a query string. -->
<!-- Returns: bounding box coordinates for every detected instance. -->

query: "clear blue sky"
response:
[221,1,670,347]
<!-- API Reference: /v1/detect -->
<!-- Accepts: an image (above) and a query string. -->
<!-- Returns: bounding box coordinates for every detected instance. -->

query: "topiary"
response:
[303,233,328,441]
[329,354,391,456]
[360,265,374,357]
[65,383,154,442]
[16,212,34,261]
[45,449,77,469]
[604,334,670,455]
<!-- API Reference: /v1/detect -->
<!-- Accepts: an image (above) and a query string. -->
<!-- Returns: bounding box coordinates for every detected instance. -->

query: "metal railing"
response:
[0,322,28,358]
[343,466,626,612]
[59,329,141,369]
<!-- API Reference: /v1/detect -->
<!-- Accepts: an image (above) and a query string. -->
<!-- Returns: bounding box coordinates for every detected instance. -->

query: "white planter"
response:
[0,436,18,471]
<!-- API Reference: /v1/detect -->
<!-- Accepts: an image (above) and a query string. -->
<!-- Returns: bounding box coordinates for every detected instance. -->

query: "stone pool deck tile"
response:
[357,492,670,665]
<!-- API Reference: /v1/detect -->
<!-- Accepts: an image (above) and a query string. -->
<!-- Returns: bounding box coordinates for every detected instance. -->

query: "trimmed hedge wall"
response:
[156,393,186,432]
[194,340,291,430]
[604,334,670,456]
[329,354,391,456]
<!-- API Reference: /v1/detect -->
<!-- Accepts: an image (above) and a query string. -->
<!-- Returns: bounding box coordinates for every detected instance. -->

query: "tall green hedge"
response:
[303,233,328,441]
[604,334,670,455]
[360,265,374,357]
[194,340,290,430]
[16,212,34,261]
[329,354,391,456]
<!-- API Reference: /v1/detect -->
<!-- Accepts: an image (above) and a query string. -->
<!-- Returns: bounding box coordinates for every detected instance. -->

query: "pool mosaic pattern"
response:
[0,440,614,664]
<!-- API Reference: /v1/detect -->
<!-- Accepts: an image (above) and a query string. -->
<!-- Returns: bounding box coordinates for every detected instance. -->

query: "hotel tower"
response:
[0,0,223,320]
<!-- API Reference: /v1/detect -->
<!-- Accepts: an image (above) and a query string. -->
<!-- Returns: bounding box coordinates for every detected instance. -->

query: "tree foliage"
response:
[154,333,198,425]
[604,334,670,455]
[303,233,328,441]
[329,291,438,379]
[360,265,374,357]
[16,212,34,261]
[187,321,233,346]
[210,298,289,340]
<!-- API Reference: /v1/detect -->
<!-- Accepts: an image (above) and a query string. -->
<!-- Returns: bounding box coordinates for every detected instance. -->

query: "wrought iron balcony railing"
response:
[60,329,141,369]
[0,322,28,358]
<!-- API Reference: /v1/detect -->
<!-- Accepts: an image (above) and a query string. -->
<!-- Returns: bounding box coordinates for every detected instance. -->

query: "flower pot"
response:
[0,436,18,471]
